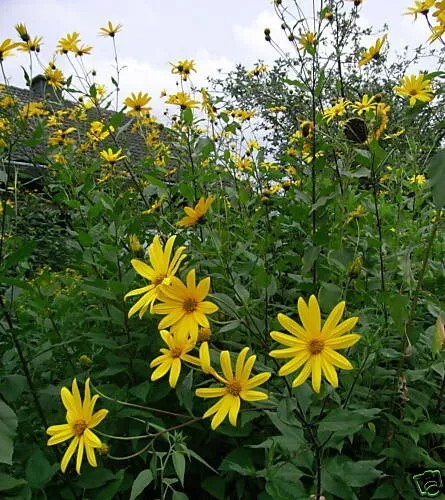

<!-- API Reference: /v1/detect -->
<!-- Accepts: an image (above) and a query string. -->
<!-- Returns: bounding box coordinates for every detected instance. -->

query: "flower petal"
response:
[291,360,313,388]
[270,331,305,347]
[61,436,79,473]
[325,334,360,350]
[169,358,182,388]
[244,372,271,390]
[228,395,241,426]
[220,351,233,381]
[76,435,85,474]
[278,351,310,377]
[324,348,353,370]
[325,317,359,339]
[311,355,322,393]
[196,387,227,398]
[88,408,109,429]
[321,357,338,388]
[277,313,309,339]
[240,389,269,401]
[321,301,345,335]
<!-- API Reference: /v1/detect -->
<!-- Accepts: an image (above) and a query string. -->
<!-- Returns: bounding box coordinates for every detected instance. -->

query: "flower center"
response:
[170,347,183,358]
[153,273,166,286]
[183,298,198,313]
[309,338,325,355]
[409,89,418,96]
[72,419,88,436]
[226,380,242,396]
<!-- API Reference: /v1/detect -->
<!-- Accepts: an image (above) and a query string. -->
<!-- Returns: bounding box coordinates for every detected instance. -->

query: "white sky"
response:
[0,0,436,119]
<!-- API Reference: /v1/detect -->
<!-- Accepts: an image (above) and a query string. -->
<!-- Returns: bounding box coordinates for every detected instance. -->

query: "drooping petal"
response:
[157,308,186,330]
[291,359,313,388]
[210,395,231,430]
[202,397,224,418]
[321,301,345,335]
[76,435,85,474]
[61,387,76,415]
[83,428,102,448]
[124,284,154,299]
[61,436,79,473]
[186,269,196,293]
[228,395,241,426]
[311,355,322,393]
[47,423,72,436]
[169,358,182,388]
[324,348,353,370]
[277,313,309,339]
[278,351,311,377]
[149,354,169,368]
[151,360,172,381]
[220,351,234,381]
[240,389,269,401]
[240,354,256,383]
[193,310,210,328]
[199,342,211,374]
[162,236,176,274]
[85,442,97,467]
[160,329,174,349]
[148,236,164,272]
[47,428,76,445]
[325,334,360,350]
[196,387,227,398]
[321,357,338,388]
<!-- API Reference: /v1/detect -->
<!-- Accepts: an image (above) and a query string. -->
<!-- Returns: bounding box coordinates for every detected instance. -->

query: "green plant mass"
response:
[1,2,444,499]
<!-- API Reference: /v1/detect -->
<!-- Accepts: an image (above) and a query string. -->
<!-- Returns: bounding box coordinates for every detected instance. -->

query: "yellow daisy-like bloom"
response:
[170,59,197,81]
[18,36,43,53]
[196,347,271,430]
[129,234,142,253]
[57,32,81,54]
[150,329,200,387]
[270,296,360,393]
[0,38,20,61]
[152,269,218,341]
[351,94,377,115]
[74,43,93,57]
[358,34,387,66]
[405,0,435,20]
[48,127,76,147]
[99,148,126,164]
[124,92,151,117]
[394,73,433,106]
[99,21,123,37]
[15,23,29,41]
[125,235,187,319]
[177,196,214,227]
[46,378,108,474]
[323,98,349,123]
[165,91,199,110]
[409,174,426,185]
[299,31,317,49]
[44,66,64,90]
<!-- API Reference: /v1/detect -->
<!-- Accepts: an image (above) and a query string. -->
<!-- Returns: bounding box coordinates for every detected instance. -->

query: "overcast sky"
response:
[0,0,435,118]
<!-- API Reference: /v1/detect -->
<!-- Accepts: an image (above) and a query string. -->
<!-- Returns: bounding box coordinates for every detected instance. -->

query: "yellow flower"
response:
[351,94,377,115]
[270,296,360,393]
[323,98,349,123]
[57,32,81,54]
[409,174,426,185]
[141,199,162,214]
[405,0,435,20]
[124,92,151,117]
[15,23,29,42]
[394,73,433,106]
[19,102,48,119]
[18,36,43,53]
[150,329,200,387]
[152,269,218,341]
[74,43,93,57]
[0,39,20,61]
[46,378,108,474]
[358,34,387,66]
[196,347,271,430]
[230,109,255,121]
[165,91,199,110]
[88,121,112,142]
[99,21,123,37]
[48,127,76,146]
[201,88,216,120]
[198,326,212,343]
[125,235,187,318]
[44,66,64,89]
[177,196,214,227]
[99,148,126,164]
[170,59,197,81]
[299,31,317,49]
[247,64,268,77]
[346,205,366,223]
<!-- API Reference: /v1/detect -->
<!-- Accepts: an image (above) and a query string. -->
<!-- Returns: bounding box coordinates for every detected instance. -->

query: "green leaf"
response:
[318,282,342,311]
[318,408,381,439]
[172,492,188,500]
[220,448,255,476]
[130,469,153,500]
[95,469,124,500]
[0,473,27,492]
[172,452,186,486]
[182,108,193,124]
[0,401,17,465]
[74,468,116,489]
[427,151,445,208]
[341,459,385,487]
[302,246,320,274]
[388,294,409,335]
[25,449,57,489]
[201,476,226,500]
